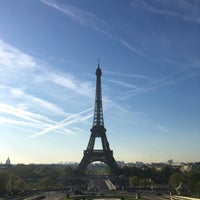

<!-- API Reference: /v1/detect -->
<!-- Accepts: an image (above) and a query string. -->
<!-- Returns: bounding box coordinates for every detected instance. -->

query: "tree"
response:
[13,177,25,192]
[0,170,8,195]
[61,166,75,177]
[196,180,200,194]
[129,176,138,187]
[139,179,151,188]
[38,177,53,190]
[169,173,183,188]
[6,173,25,194]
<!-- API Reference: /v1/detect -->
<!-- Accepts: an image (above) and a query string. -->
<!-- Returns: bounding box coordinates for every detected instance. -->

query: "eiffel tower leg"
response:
[106,154,119,174]
[77,151,91,173]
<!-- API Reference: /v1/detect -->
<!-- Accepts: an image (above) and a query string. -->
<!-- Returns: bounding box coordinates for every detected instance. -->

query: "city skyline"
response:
[0,0,200,164]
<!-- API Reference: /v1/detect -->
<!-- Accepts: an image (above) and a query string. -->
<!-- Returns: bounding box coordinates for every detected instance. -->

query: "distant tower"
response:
[167,159,173,165]
[5,157,11,165]
[77,63,119,174]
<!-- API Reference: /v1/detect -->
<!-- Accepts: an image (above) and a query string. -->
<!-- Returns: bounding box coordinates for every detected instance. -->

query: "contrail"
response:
[28,107,93,139]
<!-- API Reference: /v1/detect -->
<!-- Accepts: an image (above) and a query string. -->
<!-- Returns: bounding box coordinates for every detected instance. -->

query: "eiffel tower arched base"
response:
[77,149,119,174]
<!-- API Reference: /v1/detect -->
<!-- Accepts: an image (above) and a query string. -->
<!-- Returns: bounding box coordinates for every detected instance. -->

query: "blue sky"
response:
[0,0,200,164]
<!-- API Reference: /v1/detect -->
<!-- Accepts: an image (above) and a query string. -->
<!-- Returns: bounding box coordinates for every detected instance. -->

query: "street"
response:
[43,191,65,200]
[140,190,170,200]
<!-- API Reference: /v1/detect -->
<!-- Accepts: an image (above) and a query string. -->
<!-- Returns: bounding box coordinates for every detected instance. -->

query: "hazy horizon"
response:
[1,158,197,166]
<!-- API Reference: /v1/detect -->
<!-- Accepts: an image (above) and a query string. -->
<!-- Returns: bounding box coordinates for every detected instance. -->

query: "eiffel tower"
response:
[77,63,119,174]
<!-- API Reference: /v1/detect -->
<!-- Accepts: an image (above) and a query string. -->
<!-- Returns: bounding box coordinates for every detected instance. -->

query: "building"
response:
[180,162,200,172]
[167,159,173,165]
[5,157,11,165]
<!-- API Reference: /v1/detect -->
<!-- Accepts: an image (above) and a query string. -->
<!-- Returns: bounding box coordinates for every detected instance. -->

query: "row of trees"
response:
[169,172,200,194]
[121,165,177,185]
[0,164,75,196]
[126,166,200,195]
[0,164,200,196]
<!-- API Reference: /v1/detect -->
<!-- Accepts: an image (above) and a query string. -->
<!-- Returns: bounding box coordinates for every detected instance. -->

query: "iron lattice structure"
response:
[77,64,119,174]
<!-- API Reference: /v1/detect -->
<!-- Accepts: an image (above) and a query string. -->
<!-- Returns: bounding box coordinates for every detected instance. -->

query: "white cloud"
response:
[0,103,55,125]
[0,39,96,139]
[0,39,93,99]
[0,116,52,133]
[49,73,76,90]
[0,102,93,138]
[0,39,37,70]
[0,86,69,117]
[47,72,94,97]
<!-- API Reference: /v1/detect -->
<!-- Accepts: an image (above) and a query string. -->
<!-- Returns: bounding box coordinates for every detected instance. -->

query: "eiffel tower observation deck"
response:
[77,63,119,174]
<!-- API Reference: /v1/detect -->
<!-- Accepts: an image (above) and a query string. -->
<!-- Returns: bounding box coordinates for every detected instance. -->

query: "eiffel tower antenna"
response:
[77,62,119,174]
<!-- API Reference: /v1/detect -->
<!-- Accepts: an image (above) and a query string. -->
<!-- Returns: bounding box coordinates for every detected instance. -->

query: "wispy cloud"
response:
[40,0,164,64]
[0,101,93,138]
[0,116,46,130]
[0,39,95,139]
[132,0,200,24]
[40,0,110,35]
[8,87,69,117]
[0,103,54,125]
[0,102,57,134]
[0,38,94,99]
[107,79,138,89]
[40,0,200,72]
[104,62,200,100]
[117,38,163,64]
[28,107,93,139]
[119,66,200,99]
[104,70,153,82]
[0,39,37,71]
[47,72,94,97]
[0,85,70,118]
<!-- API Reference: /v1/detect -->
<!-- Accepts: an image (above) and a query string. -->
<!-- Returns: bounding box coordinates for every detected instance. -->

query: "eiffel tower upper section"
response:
[86,63,110,151]
[92,63,104,127]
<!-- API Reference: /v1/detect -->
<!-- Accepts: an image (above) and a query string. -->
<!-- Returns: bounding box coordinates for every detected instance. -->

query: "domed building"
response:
[5,157,11,165]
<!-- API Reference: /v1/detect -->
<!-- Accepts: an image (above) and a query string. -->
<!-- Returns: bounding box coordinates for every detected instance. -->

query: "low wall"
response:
[170,195,200,200]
